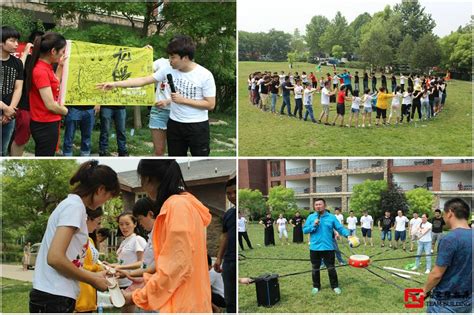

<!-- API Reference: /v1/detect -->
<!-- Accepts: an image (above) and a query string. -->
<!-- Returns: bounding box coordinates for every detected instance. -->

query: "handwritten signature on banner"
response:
[62,40,154,106]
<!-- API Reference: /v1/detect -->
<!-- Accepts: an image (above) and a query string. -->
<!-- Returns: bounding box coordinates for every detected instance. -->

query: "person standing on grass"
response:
[332,72,339,90]
[354,71,360,92]
[238,213,253,250]
[394,210,409,250]
[293,79,304,119]
[408,212,422,252]
[270,75,280,114]
[361,88,374,127]
[411,213,432,274]
[334,208,344,227]
[421,86,431,120]
[303,198,352,296]
[363,72,369,92]
[280,76,294,117]
[375,87,394,126]
[391,74,397,92]
[388,86,402,125]
[259,213,275,246]
[346,90,361,128]
[400,86,413,123]
[339,69,353,96]
[332,85,346,127]
[303,82,318,123]
[411,85,423,121]
[379,211,394,248]
[422,198,472,313]
[346,211,358,236]
[23,242,31,271]
[360,211,374,246]
[276,213,290,245]
[381,73,387,89]
[290,211,305,244]
[371,72,377,93]
[430,209,445,253]
[310,71,317,89]
[318,81,334,125]
[400,74,407,92]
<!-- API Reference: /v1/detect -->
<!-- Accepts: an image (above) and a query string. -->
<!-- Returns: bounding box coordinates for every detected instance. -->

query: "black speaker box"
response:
[254,273,280,307]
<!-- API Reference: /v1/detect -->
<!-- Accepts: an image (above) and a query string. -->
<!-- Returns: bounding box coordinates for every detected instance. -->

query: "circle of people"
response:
[248,68,448,128]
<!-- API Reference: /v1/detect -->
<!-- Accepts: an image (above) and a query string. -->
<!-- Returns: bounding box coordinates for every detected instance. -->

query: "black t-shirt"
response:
[372,76,377,84]
[270,81,279,94]
[292,216,305,227]
[408,77,413,87]
[363,75,369,83]
[431,217,445,233]
[354,75,359,84]
[391,76,397,85]
[379,216,394,231]
[223,206,236,261]
[1,55,24,107]
[282,82,292,97]
[260,81,268,94]
[381,75,387,85]
[262,217,274,229]
[18,55,31,110]
[413,90,422,104]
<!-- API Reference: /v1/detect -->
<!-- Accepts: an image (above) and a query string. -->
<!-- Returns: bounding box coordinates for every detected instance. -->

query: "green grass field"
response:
[1,277,32,313]
[239,223,433,313]
[238,61,473,156]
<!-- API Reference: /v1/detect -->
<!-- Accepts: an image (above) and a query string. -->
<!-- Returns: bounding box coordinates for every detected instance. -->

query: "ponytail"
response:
[70,160,120,199]
[25,32,66,92]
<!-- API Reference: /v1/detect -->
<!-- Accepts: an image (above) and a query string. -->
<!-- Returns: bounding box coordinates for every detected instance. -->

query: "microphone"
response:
[166,73,176,93]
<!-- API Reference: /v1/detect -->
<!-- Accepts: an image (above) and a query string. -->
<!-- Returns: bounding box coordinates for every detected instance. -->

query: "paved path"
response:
[1,264,33,282]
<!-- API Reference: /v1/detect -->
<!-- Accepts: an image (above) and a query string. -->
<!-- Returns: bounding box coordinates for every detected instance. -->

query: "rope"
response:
[370,263,424,284]
[372,253,437,263]
[364,266,405,291]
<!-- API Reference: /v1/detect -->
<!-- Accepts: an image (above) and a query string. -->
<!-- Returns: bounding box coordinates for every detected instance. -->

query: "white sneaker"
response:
[425,269,430,274]
[411,266,418,271]
[431,249,434,254]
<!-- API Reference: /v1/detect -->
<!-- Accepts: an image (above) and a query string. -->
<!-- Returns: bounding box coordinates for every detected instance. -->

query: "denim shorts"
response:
[395,230,406,241]
[149,107,170,130]
[364,107,372,113]
[351,108,360,113]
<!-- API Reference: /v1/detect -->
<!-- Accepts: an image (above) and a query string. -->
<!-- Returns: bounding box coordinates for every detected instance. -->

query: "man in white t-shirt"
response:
[360,210,374,246]
[334,208,344,226]
[238,213,253,250]
[411,213,432,273]
[276,213,289,245]
[319,81,335,125]
[408,212,422,252]
[346,211,358,236]
[97,35,216,157]
[394,210,409,250]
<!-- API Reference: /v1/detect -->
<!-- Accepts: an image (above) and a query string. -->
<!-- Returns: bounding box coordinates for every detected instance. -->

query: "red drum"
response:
[349,255,370,268]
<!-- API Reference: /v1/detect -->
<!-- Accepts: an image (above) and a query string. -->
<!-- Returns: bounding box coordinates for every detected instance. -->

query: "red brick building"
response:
[238,159,268,195]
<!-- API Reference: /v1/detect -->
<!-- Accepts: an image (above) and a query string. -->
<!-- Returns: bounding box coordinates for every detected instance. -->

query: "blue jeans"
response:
[415,240,431,270]
[427,296,472,313]
[381,230,392,241]
[222,260,236,313]
[349,229,356,236]
[63,108,95,156]
[1,118,15,156]
[333,239,345,264]
[271,93,277,113]
[304,105,315,121]
[280,95,291,116]
[99,107,127,155]
[422,101,431,119]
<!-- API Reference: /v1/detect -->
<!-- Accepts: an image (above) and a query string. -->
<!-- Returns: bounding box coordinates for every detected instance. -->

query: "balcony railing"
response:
[314,185,342,193]
[395,182,433,191]
[286,167,310,176]
[443,159,474,164]
[271,170,281,177]
[440,181,473,191]
[348,160,383,169]
[315,164,343,173]
[393,159,434,167]
[291,186,311,194]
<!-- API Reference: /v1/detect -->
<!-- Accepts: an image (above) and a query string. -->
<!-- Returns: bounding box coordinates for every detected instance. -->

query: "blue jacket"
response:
[303,210,350,251]
[340,73,352,86]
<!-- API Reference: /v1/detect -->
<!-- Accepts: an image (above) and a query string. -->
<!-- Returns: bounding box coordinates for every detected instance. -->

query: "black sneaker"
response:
[118,152,129,157]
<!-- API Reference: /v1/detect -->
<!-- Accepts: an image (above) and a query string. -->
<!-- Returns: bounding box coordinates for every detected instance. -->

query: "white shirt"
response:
[142,230,155,270]
[395,216,409,231]
[210,268,225,298]
[415,221,432,242]
[363,94,373,108]
[153,58,172,109]
[117,234,146,287]
[33,194,88,299]
[321,87,330,105]
[332,75,339,84]
[351,96,361,110]
[400,76,406,84]
[360,215,373,229]
[294,85,304,99]
[152,64,216,123]
[276,218,288,230]
[347,216,358,229]
[421,92,430,103]
[391,92,402,106]
[409,217,422,232]
[402,92,412,104]
[335,214,344,225]
[279,74,285,84]
[414,78,421,86]
[304,88,315,105]
[238,217,247,232]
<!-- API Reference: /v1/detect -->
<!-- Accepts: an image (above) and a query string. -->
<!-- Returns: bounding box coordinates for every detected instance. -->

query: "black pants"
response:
[30,120,60,156]
[411,102,422,120]
[212,292,226,308]
[167,118,210,156]
[222,260,236,313]
[345,84,353,96]
[401,104,411,122]
[312,82,317,89]
[238,231,253,250]
[293,98,303,118]
[29,289,75,313]
[310,250,338,290]
[376,108,387,119]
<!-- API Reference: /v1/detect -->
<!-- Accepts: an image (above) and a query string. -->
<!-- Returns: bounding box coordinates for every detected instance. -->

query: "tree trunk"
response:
[133,106,142,129]
[141,3,153,37]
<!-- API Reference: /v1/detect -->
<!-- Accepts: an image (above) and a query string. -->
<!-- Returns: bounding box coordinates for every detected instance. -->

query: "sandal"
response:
[107,272,125,308]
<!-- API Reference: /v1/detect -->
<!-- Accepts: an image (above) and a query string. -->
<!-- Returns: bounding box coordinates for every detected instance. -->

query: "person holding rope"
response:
[303,198,356,296]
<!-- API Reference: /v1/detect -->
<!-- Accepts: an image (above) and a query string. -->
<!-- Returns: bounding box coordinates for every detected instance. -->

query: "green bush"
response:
[2,8,45,40]
[1,251,23,263]
[344,61,370,70]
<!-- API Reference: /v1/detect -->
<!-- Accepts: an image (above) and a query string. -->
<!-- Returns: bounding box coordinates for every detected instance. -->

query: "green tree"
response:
[394,0,436,41]
[287,51,297,67]
[349,12,372,49]
[331,45,344,60]
[266,186,297,215]
[405,188,434,216]
[305,15,330,57]
[349,180,388,217]
[319,12,352,55]
[397,34,415,66]
[1,8,45,40]
[380,183,408,219]
[410,33,441,72]
[358,19,394,68]
[238,189,266,221]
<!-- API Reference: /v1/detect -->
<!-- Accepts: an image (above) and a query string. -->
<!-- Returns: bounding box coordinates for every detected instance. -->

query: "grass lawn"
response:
[1,277,32,313]
[238,61,472,156]
[239,223,433,313]
[23,110,236,156]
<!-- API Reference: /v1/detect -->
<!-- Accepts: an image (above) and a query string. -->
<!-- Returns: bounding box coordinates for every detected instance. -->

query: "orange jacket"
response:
[132,192,212,312]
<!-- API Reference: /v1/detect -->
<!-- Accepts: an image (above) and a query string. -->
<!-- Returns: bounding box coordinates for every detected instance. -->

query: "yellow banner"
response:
[62,40,154,106]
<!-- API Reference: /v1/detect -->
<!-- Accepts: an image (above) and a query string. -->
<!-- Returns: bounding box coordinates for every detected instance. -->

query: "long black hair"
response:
[137,159,186,216]
[25,32,66,92]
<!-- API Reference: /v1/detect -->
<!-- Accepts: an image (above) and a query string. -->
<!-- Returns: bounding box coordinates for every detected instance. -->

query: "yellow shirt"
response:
[376,92,394,110]
[75,238,101,312]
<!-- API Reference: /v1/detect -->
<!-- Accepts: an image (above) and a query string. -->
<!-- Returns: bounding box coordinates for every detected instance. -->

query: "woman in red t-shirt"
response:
[25,32,68,156]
